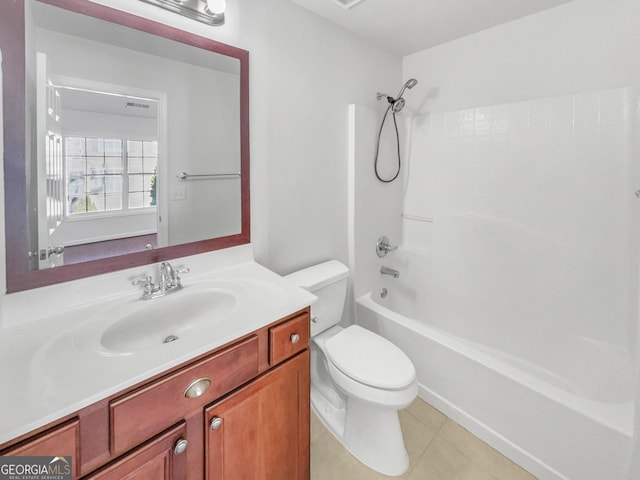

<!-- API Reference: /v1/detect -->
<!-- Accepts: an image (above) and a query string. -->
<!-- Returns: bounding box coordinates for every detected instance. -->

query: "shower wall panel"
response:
[403,87,634,353]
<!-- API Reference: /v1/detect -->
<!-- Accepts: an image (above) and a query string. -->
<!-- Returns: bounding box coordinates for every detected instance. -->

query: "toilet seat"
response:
[324,353,418,409]
[324,325,416,390]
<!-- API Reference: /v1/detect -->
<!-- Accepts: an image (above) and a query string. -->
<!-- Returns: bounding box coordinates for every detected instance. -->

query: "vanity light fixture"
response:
[138,0,226,26]
[205,0,226,15]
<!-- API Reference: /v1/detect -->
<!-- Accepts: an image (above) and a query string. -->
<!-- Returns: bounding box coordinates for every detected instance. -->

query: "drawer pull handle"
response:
[290,333,300,344]
[210,416,223,431]
[174,438,188,455]
[184,378,211,398]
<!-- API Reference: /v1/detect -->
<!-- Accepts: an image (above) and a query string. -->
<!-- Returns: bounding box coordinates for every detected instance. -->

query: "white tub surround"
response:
[0,244,316,444]
[380,84,636,480]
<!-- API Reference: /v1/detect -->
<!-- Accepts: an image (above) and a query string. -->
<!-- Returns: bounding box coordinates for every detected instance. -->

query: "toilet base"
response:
[311,384,346,439]
[342,397,410,476]
[311,387,410,477]
[310,329,416,476]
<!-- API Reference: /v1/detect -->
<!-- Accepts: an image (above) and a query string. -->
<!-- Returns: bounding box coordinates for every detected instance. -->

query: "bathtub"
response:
[355,249,635,480]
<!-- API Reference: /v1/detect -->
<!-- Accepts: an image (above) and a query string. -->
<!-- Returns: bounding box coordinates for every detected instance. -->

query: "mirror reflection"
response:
[26,0,242,270]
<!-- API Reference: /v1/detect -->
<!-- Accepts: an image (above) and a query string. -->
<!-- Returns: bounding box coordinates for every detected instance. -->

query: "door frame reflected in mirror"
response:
[1,0,250,293]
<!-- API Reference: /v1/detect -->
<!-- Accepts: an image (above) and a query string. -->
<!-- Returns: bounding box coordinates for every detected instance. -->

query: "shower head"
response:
[391,97,406,113]
[405,78,418,88]
[395,78,418,101]
[376,78,418,113]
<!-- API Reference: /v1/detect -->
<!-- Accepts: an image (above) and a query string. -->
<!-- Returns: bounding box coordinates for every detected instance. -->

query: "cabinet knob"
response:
[184,378,211,398]
[174,438,188,455]
[210,416,223,431]
[290,333,300,344]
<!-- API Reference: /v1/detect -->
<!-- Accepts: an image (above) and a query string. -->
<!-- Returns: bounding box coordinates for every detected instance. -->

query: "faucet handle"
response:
[376,235,398,258]
[132,276,155,294]
[174,267,190,285]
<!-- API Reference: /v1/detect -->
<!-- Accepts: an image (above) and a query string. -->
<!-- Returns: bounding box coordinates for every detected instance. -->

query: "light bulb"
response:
[206,0,226,15]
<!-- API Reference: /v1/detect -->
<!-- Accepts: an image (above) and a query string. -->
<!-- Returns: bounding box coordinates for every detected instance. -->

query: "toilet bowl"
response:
[286,261,418,476]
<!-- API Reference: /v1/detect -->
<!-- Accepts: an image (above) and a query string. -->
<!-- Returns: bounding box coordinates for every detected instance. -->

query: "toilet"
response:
[286,260,418,476]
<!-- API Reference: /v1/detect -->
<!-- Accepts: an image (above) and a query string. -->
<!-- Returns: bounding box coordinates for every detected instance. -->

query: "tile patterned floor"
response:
[311,397,539,480]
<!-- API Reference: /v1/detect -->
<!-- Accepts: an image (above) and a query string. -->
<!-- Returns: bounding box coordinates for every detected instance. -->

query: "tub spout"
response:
[380,266,400,278]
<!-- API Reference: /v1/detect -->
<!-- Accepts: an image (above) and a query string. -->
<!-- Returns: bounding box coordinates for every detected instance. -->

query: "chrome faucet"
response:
[380,266,400,278]
[159,262,178,291]
[376,236,398,258]
[132,262,190,299]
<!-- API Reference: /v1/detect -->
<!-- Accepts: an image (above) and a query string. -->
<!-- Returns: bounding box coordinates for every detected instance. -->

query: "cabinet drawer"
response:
[269,313,309,366]
[110,335,259,456]
[3,419,80,479]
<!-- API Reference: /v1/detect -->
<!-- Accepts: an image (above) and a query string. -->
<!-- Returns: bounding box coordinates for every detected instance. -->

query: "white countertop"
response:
[0,246,315,445]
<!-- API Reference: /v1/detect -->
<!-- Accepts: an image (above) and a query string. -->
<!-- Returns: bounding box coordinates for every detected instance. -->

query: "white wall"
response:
[402,1,640,478]
[245,3,402,275]
[404,0,640,114]
[62,109,157,139]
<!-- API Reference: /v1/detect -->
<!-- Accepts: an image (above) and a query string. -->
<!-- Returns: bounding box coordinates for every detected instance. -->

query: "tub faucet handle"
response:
[376,236,398,258]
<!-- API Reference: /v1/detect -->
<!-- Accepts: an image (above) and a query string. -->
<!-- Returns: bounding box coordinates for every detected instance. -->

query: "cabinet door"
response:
[85,423,187,480]
[2,419,79,479]
[206,350,310,480]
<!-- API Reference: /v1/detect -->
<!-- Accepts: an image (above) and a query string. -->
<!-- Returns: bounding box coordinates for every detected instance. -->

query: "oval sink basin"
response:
[100,288,238,353]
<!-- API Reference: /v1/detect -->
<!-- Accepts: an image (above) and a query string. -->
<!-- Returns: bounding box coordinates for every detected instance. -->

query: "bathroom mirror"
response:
[1,0,250,292]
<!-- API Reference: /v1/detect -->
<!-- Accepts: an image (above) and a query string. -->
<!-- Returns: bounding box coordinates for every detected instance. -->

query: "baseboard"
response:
[417,383,569,480]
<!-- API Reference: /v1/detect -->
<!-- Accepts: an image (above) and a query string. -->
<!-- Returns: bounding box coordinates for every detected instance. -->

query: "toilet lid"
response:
[324,325,415,390]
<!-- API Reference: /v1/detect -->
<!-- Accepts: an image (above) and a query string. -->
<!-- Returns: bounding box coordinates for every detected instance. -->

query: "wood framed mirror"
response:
[1,0,250,293]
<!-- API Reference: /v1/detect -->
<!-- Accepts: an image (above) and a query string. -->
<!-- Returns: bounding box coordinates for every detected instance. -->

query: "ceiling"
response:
[288,0,575,56]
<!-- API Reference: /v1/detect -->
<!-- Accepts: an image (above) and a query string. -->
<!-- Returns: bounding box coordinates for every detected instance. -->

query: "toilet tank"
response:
[285,260,349,337]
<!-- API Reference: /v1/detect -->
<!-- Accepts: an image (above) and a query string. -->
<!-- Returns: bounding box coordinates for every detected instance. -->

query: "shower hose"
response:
[373,104,401,183]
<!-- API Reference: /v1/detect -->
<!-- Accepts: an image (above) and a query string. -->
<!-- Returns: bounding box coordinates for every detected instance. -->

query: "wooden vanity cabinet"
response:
[1,419,81,479]
[84,423,188,480]
[205,350,310,480]
[109,335,260,458]
[0,308,311,480]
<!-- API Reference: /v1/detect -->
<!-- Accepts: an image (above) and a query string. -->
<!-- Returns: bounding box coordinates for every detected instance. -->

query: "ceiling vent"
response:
[126,102,150,109]
[334,0,367,9]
